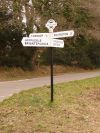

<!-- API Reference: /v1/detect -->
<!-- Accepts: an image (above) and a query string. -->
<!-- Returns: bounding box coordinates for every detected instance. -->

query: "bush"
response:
[88,40,100,68]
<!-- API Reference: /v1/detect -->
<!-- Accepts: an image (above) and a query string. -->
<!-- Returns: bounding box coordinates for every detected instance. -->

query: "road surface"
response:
[0,71,100,101]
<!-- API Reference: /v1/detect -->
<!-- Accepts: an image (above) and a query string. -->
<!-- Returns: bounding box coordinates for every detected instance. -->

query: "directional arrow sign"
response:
[21,37,51,47]
[29,30,74,39]
[52,30,74,38]
[21,37,64,48]
[29,33,49,38]
[51,39,64,48]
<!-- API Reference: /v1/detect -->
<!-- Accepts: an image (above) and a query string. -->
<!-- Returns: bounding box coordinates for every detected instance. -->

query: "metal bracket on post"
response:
[45,19,57,102]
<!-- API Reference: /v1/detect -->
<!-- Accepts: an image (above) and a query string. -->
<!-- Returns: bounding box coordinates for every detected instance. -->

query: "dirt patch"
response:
[76,87,100,133]
[86,88,100,101]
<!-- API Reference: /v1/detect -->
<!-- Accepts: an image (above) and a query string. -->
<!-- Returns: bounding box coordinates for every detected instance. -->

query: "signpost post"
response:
[45,19,57,102]
[21,19,74,102]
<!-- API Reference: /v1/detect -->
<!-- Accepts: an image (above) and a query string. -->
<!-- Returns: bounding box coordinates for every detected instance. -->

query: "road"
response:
[0,71,100,101]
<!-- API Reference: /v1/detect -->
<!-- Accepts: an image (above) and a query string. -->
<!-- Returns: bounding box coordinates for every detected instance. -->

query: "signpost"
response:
[45,19,58,102]
[21,19,74,102]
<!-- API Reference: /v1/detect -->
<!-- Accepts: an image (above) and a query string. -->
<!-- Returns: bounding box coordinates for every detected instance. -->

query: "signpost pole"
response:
[45,19,57,102]
[50,46,53,102]
[49,28,54,102]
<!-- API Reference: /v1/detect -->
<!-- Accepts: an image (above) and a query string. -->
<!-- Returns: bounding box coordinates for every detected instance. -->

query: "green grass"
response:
[0,76,100,133]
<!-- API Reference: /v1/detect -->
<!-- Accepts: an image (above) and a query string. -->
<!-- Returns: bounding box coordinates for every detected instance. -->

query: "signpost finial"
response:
[45,19,57,32]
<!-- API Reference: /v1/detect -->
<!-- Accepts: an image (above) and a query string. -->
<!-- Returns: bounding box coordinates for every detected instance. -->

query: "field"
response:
[0,76,100,133]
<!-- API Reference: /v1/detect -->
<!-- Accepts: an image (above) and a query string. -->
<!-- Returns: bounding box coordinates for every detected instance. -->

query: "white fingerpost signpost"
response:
[21,19,74,102]
[45,19,57,102]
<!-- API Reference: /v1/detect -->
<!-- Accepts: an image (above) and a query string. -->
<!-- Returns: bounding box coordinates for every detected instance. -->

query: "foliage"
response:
[75,8,90,28]
[0,0,100,69]
[0,24,36,69]
[0,0,37,69]
[88,40,100,68]
[41,36,100,69]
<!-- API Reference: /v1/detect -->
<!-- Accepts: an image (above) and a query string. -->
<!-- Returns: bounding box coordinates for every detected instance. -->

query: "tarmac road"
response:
[0,71,100,101]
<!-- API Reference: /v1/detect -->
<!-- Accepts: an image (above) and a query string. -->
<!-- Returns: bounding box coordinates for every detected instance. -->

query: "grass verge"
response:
[0,65,98,81]
[0,76,100,133]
